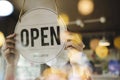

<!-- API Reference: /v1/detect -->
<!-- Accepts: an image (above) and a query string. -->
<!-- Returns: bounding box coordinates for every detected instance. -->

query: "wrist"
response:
[5,64,16,80]
[6,64,17,69]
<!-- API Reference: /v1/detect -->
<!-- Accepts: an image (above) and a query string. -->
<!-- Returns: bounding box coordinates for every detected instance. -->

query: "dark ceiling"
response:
[0,0,120,38]
[58,0,120,33]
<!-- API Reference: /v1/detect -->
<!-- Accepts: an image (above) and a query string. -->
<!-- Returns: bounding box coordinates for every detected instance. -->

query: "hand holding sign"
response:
[1,33,19,66]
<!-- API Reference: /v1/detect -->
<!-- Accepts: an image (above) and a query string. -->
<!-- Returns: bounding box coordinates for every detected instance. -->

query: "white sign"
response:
[15,8,66,63]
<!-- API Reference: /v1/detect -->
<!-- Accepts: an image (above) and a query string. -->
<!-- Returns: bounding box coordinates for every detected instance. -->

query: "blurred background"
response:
[0,0,120,48]
[0,0,120,80]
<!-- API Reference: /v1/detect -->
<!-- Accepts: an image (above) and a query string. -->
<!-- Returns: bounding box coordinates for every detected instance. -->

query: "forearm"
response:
[5,65,16,80]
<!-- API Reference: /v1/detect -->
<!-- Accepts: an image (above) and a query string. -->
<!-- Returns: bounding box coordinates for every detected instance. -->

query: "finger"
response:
[6,45,15,49]
[6,39,16,45]
[4,48,17,56]
[72,41,84,49]
[3,41,15,49]
[2,44,15,54]
[65,41,73,49]
[1,43,15,56]
[66,41,84,51]
[72,43,83,51]
[66,41,78,49]
[6,33,16,39]
[79,42,85,48]
[3,48,11,57]
[10,49,16,54]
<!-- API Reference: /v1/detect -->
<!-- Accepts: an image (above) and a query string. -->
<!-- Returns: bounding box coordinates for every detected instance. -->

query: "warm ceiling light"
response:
[78,0,94,15]
[99,37,110,46]
[0,0,14,16]
[0,32,5,47]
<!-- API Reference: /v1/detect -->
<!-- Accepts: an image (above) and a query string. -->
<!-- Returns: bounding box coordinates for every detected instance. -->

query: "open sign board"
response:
[15,8,66,63]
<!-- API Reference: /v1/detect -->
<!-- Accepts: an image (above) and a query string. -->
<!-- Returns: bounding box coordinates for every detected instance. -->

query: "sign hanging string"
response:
[54,0,59,17]
[18,0,26,22]
[18,0,64,23]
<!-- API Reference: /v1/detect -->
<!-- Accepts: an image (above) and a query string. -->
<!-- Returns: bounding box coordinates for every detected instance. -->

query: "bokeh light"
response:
[114,36,120,49]
[90,38,99,51]
[78,0,94,15]
[0,0,14,16]
[95,46,109,59]
[100,17,106,23]
[0,32,5,47]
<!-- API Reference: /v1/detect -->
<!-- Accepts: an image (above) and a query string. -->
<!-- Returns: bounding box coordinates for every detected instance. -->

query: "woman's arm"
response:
[5,65,16,80]
[1,33,19,80]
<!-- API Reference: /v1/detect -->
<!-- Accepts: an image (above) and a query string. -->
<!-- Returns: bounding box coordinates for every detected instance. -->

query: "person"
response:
[1,31,92,80]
